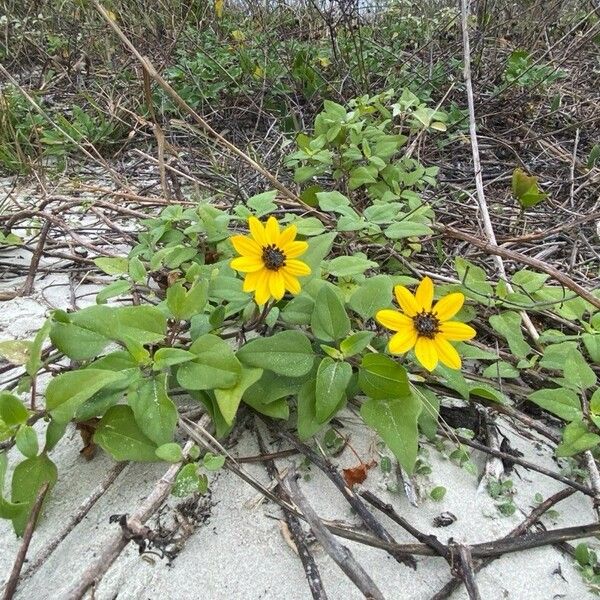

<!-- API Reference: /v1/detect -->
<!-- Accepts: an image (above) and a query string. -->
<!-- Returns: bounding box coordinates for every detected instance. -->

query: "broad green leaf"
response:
[0,340,31,365]
[415,386,440,441]
[153,347,196,371]
[540,341,579,371]
[512,168,547,209]
[556,420,600,457]
[172,463,207,497]
[177,334,242,390]
[482,361,520,379]
[45,420,67,452]
[203,452,226,471]
[489,311,531,358]
[0,392,28,426]
[315,358,352,423]
[94,257,129,275]
[15,425,38,458]
[384,221,433,239]
[563,349,597,390]
[247,190,277,215]
[215,367,263,425]
[128,257,147,283]
[156,443,183,463]
[237,330,314,377]
[583,333,600,364]
[316,191,350,212]
[26,319,51,377]
[167,280,208,320]
[281,293,314,325]
[301,232,337,280]
[11,455,58,535]
[128,375,178,445]
[349,165,378,188]
[326,255,378,277]
[0,453,23,520]
[528,388,581,422]
[244,370,309,405]
[297,380,323,440]
[436,364,471,399]
[340,331,375,358]
[94,405,158,462]
[311,285,350,342]
[511,269,548,294]
[243,395,289,420]
[358,353,410,400]
[96,280,131,304]
[190,391,232,439]
[46,369,125,423]
[348,275,393,319]
[361,393,422,473]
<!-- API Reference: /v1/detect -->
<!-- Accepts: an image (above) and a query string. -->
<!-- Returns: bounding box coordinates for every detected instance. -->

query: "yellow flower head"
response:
[376,276,476,372]
[230,216,311,305]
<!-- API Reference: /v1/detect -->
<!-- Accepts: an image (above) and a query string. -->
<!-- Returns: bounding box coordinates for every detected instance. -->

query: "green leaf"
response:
[563,349,597,390]
[247,190,277,215]
[94,257,129,275]
[11,455,58,535]
[430,486,446,501]
[384,221,433,239]
[540,341,579,371]
[297,380,323,440]
[361,394,422,474]
[311,285,350,342]
[416,386,440,441]
[489,311,531,358]
[155,443,183,463]
[15,425,38,458]
[0,340,31,365]
[172,463,207,497]
[326,255,378,277]
[244,369,310,405]
[315,358,352,423]
[316,191,350,212]
[358,353,410,400]
[214,366,263,425]
[153,347,196,371]
[301,232,337,280]
[167,280,208,320]
[556,420,600,457]
[0,392,28,426]
[46,369,125,423]
[340,331,375,358]
[26,319,51,377]
[482,361,520,379]
[512,168,547,208]
[0,453,23,520]
[94,405,158,462]
[128,375,178,445]
[96,280,131,304]
[237,330,314,377]
[349,166,378,188]
[203,452,226,471]
[511,269,548,294]
[45,420,67,452]
[243,395,289,420]
[177,334,242,390]
[583,333,600,364]
[528,388,581,422]
[348,275,393,319]
[128,256,147,283]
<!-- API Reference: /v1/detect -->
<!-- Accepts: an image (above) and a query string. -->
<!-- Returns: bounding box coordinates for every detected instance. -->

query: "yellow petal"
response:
[242,269,263,292]
[375,309,413,332]
[415,276,434,312]
[278,224,297,248]
[434,336,461,370]
[394,285,419,317]
[438,321,476,341]
[433,292,464,321]
[388,328,418,354]
[282,240,308,259]
[254,270,271,305]
[284,259,311,276]
[249,216,268,246]
[268,270,285,300]
[231,235,262,257]
[281,270,301,295]
[231,256,263,273]
[414,337,438,371]
[265,216,280,243]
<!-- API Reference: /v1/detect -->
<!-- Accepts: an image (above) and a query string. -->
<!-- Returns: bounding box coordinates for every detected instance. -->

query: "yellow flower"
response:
[376,277,476,372]
[230,216,311,305]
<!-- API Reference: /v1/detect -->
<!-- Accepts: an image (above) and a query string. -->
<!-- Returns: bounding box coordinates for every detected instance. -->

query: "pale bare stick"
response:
[459,0,539,343]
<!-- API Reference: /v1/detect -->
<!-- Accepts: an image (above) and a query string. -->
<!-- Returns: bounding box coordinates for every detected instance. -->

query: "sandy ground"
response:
[0,239,597,600]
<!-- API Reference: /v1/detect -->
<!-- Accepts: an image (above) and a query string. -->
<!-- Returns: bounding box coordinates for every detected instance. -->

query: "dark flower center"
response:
[262,244,286,270]
[413,311,440,338]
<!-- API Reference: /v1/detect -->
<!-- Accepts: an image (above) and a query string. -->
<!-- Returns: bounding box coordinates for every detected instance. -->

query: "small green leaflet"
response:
[511,168,547,209]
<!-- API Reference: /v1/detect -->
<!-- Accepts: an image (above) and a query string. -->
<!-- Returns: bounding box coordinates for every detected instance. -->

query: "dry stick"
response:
[20,219,51,296]
[284,473,386,600]
[256,427,328,600]
[451,544,481,600]
[446,432,596,498]
[91,0,312,212]
[439,226,600,310]
[458,0,540,343]
[20,462,127,583]
[270,422,417,569]
[2,483,50,600]
[430,487,576,600]
[64,415,210,600]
